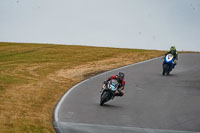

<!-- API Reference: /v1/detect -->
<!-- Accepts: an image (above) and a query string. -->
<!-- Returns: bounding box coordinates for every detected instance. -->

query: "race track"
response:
[53,53,200,133]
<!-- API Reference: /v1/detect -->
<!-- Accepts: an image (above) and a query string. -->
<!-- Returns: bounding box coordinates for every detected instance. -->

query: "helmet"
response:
[170,46,176,54]
[118,72,124,81]
[170,46,176,51]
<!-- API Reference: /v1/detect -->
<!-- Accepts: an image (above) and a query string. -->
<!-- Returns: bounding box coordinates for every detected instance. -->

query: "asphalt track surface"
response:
[53,53,200,133]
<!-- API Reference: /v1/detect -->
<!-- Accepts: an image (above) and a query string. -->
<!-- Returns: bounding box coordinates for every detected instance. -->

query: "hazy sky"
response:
[0,0,200,51]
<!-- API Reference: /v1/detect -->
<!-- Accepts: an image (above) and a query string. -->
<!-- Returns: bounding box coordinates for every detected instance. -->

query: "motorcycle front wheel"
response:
[100,92,110,106]
[163,64,170,76]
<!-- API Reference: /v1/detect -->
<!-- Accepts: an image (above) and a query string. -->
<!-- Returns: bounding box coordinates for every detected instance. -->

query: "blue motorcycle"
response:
[162,54,175,75]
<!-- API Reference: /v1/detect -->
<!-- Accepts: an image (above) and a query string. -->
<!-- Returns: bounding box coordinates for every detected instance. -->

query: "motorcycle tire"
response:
[162,70,165,75]
[100,92,109,106]
[163,64,169,76]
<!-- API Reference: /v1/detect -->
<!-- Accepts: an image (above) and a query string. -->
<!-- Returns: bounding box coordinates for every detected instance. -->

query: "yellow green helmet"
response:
[170,46,176,51]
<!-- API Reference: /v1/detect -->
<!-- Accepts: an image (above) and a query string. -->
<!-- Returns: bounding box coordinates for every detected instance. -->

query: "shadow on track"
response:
[98,103,123,109]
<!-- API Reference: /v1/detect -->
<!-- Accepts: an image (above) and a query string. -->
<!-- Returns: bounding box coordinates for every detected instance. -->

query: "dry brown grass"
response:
[0,42,166,133]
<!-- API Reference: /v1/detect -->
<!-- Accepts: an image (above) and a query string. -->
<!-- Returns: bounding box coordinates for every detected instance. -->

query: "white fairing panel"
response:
[166,54,173,62]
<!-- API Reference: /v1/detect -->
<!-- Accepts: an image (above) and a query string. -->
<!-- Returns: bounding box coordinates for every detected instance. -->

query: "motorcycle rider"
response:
[165,46,178,68]
[103,72,125,97]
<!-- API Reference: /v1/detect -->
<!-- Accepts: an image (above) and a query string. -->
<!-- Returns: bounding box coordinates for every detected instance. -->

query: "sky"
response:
[0,0,200,51]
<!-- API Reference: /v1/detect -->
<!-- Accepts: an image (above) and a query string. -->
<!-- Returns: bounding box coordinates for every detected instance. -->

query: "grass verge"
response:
[0,42,166,133]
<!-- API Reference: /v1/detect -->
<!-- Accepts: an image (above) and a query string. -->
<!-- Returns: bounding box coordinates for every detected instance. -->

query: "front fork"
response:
[100,84,106,91]
[100,84,106,96]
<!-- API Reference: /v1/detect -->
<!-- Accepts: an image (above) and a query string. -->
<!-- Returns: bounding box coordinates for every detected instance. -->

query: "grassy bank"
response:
[0,42,165,133]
